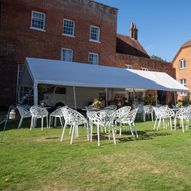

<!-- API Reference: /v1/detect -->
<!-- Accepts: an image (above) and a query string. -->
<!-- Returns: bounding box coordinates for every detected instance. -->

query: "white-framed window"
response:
[63,19,75,37]
[179,59,186,69]
[180,79,187,86]
[125,65,133,69]
[88,52,99,65]
[179,90,188,96]
[89,25,100,42]
[141,67,148,71]
[61,48,73,62]
[30,11,45,31]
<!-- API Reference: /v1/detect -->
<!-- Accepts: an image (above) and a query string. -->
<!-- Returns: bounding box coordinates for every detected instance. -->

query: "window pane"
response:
[61,49,73,62]
[31,11,45,30]
[88,53,99,65]
[63,19,74,35]
[179,59,186,68]
[90,26,100,41]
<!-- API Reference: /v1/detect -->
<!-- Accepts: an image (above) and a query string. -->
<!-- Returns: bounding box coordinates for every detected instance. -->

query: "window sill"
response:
[89,39,101,43]
[179,68,186,70]
[62,33,75,38]
[30,27,46,32]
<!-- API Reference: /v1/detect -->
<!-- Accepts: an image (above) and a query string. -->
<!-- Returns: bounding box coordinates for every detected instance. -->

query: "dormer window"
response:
[179,59,186,69]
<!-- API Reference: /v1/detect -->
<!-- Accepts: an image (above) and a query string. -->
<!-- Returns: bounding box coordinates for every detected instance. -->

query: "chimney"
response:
[129,23,138,40]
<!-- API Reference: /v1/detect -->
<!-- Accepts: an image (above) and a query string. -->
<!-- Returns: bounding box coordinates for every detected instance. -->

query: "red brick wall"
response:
[0,0,117,106]
[115,53,175,77]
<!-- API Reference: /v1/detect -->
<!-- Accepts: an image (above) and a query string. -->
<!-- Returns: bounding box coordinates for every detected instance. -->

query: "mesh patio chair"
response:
[143,105,154,122]
[49,106,66,128]
[117,108,138,138]
[87,109,116,146]
[153,106,174,131]
[17,105,31,128]
[30,106,49,130]
[174,107,190,132]
[61,107,89,144]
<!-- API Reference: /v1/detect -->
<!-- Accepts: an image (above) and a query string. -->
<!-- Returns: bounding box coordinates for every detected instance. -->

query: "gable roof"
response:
[172,39,191,62]
[116,34,149,58]
[181,39,191,49]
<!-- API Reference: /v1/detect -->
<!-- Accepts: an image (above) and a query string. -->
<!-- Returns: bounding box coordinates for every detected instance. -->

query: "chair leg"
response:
[46,116,49,128]
[112,125,116,144]
[54,117,57,127]
[97,124,100,146]
[128,123,135,137]
[157,118,161,131]
[41,117,43,131]
[181,119,184,133]
[153,118,158,129]
[49,116,51,128]
[59,117,63,127]
[119,123,122,137]
[143,112,146,122]
[86,123,90,141]
[75,125,78,138]
[90,124,93,142]
[70,125,75,144]
[30,117,34,130]
[108,125,111,140]
[132,123,138,138]
[61,123,67,141]
[18,117,23,128]
[151,113,153,122]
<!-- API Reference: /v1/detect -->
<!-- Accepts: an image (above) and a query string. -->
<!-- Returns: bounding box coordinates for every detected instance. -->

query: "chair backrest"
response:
[120,108,138,123]
[113,106,131,118]
[130,108,138,122]
[62,107,87,125]
[30,106,48,117]
[50,106,66,116]
[17,105,31,117]
[143,105,153,113]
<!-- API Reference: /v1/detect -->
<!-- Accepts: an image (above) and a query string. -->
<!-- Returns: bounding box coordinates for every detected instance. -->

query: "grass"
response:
[1,120,191,191]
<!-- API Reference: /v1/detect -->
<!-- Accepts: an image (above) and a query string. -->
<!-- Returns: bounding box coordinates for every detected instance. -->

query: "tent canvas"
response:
[19,57,189,105]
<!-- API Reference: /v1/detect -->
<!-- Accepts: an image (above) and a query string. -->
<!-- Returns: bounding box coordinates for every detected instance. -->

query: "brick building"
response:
[172,39,191,100]
[0,0,175,106]
[0,0,117,106]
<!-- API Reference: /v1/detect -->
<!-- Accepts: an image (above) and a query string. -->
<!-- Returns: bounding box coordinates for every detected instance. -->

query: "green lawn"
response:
[1,120,191,191]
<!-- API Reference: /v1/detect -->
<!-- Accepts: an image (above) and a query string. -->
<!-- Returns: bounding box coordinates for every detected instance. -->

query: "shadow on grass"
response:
[90,129,172,143]
[117,130,172,143]
[45,136,60,140]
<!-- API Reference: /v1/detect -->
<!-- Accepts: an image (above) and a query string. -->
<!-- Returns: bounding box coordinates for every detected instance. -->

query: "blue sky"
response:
[96,0,191,61]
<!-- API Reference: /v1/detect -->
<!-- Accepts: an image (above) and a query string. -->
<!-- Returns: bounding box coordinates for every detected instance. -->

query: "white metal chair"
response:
[174,107,190,132]
[153,106,174,131]
[17,105,31,128]
[143,105,154,121]
[87,109,116,146]
[61,107,89,144]
[118,108,138,138]
[49,106,66,128]
[30,106,49,130]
